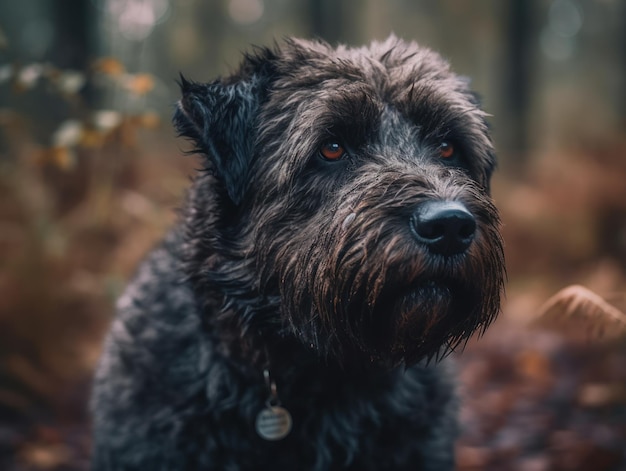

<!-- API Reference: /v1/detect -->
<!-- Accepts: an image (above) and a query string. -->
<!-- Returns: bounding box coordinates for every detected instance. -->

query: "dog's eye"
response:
[320,142,346,161]
[438,141,455,159]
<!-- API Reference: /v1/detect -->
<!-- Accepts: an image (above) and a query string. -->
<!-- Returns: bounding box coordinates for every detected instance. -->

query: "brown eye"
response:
[439,141,455,159]
[320,142,346,161]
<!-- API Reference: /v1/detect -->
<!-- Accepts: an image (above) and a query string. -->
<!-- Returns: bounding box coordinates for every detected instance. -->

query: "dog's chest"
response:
[195,363,441,470]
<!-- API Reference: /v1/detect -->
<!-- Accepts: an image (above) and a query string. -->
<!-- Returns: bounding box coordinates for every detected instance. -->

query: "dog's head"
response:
[175,37,505,367]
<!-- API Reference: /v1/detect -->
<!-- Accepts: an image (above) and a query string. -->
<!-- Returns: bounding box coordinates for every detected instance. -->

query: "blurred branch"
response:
[504,0,534,164]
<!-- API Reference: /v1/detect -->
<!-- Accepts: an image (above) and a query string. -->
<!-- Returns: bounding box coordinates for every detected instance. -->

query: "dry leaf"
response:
[19,443,71,469]
[137,111,160,128]
[56,70,86,95]
[16,63,44,90]
[52,120,83,147]
[121,191,155,220]
[456,445,491,469]
[125,73,155,95]
[79,128,105,148]
[534,285,626,341]
[515,350,552,384]
[93,57,125,76]
[92,110,122,132]
[578,383,626,407]
[36,146,77,170]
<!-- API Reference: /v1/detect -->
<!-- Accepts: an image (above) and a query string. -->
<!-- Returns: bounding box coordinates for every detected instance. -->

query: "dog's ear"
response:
[173,73,267,205]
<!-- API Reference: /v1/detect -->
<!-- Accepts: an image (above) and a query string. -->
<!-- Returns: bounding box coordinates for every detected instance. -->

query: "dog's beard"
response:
[251,167,504,367]
[274,240,503,368]
[374,280,489,366]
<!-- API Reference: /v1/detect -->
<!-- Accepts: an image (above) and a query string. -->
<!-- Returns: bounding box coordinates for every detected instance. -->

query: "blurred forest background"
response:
[1,1,626,470]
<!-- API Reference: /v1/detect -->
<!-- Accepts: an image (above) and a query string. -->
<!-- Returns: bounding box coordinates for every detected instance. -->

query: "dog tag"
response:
[255,406,292,441]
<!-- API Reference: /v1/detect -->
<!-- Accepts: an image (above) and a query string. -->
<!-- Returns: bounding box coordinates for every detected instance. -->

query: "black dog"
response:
[91,36,505,470]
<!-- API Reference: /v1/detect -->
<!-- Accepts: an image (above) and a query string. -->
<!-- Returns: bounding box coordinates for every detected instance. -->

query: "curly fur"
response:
[91,36,505,470]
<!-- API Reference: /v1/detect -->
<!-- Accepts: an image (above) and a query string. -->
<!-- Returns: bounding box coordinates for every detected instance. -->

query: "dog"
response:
[91,36,505,470]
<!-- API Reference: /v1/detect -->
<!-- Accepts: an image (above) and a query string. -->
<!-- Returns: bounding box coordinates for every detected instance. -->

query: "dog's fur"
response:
[91,37,505,470]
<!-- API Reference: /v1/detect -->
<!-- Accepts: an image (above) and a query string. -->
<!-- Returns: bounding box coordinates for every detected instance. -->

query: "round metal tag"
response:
[255,406,292,441]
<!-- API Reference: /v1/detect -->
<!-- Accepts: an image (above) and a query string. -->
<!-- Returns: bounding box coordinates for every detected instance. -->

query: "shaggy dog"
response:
[91,36,505,470]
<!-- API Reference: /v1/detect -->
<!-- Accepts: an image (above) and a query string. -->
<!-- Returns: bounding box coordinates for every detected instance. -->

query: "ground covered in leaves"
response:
[457,323,626,471]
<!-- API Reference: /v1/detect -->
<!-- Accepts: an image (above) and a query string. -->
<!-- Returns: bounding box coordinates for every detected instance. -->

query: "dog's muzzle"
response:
[410,201,476,256]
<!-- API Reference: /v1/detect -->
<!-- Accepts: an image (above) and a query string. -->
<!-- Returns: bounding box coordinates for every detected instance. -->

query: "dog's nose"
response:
[411,201,476,255]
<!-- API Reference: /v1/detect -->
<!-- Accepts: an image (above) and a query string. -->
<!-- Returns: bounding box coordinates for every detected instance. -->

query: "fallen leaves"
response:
[124,73,155,95]
[458,322,626,471]
[92,57,125,76]
[577,382,626,408]
[19,443,71,470]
